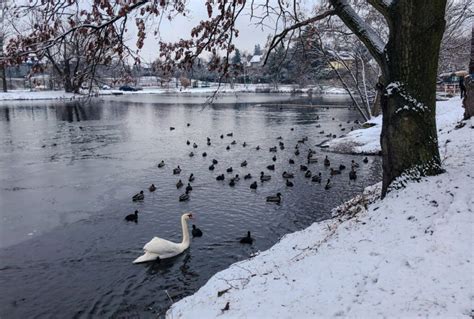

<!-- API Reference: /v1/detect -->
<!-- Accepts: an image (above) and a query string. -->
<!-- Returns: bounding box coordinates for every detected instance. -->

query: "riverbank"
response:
[0,84,349,101]
[167,98,473,318]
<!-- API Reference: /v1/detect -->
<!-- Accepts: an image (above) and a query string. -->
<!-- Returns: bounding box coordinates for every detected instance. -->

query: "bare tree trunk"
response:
[380,0,447,195]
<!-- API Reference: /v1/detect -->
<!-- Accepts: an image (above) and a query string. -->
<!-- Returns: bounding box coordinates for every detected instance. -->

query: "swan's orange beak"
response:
[188,213,194,219]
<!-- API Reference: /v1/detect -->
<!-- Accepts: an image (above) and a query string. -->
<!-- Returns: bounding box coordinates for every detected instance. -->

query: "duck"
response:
[305,170,312,178]
[234,174,240,181]
[158,160,165,168]
[209,164,215,170]
[186,140,190,145]
[330,168,341,176]
[189,152,194,157]
[324,179,332,190]
[300,165,308,171]
[349,168,357,180]
[294,149,300,156]
[256,145,260,150]
[227,132,233,137]
[363,157,369,164]
[192,225,203,237]
[125,210,138,222]
[176,179,184,189]
[286,180,294,187]
[193,143,198,148]
[188,174,195,182]
[312,172,322,183]
[324,156,330,167]
[185,183,193,192]
[243,142,247,147]
[290,128,294,131]
[212,159,218,165]
[351,160,360,169]
[266,193,282,203]
[133,213,194,263]
[267,164,275,171]
[282,171,294,179]
[207,141,211,146]
[280,144,285,150]
[250,181,258,189]
[202,152,207,157]
[277,136,283,140]
[149,184,156,192]
[170,127,175,131]
[220,134,224,139]
[269,146,277,152]
[179,190,190,201]
[231,140,237,145]
[289,159,295,164]
[216,174,225,181]
[229,179,236,187]
[226,167,233,173]
[207,137,211,143]
[132,191,144,201]
[240,231,253,244]
[260,172,271,181]
[244,173,252,180]
[241,160,248,167]
[173,166,182,174]
[272,155,277,162]
[187,123,191,127]
[339,164,346,170]
[226,146,230,151]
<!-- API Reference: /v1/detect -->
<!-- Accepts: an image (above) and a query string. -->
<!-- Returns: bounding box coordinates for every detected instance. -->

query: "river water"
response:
[0,93,381,318]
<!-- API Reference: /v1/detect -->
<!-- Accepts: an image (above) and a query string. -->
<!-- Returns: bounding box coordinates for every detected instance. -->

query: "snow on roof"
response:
[249,55,262,63]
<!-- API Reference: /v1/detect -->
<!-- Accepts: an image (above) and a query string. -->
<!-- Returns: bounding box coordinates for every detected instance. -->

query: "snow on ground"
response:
[167,98,473,318]
[0,84,349,101]
[322,97,465,155]
[0,90,79,101]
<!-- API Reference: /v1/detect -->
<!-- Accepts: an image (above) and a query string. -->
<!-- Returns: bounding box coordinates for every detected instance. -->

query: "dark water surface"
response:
[0,93,381,318]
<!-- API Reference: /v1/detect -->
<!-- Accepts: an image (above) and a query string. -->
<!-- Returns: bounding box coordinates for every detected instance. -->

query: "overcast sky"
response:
[134,1,315,63]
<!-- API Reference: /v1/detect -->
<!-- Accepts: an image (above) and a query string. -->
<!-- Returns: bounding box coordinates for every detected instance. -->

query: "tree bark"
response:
[380,0,447,195]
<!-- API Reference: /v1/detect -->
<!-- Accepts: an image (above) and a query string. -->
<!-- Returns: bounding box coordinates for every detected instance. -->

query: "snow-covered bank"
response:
[0,90,80,101]
[322,97,464,154]
[0,84,350,101]
[167,99,473,318]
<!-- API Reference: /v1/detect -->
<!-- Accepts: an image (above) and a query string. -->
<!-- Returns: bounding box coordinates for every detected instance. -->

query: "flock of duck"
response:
[126,121,369,263]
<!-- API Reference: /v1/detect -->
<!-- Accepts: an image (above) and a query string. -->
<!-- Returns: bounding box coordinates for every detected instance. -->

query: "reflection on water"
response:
[0,93,381,318]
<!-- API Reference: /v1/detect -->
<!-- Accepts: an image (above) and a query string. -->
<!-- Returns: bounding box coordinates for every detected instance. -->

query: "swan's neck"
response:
[181,217,190,246]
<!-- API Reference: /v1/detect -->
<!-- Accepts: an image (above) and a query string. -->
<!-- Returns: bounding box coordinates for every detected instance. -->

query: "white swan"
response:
[133,213,193,264]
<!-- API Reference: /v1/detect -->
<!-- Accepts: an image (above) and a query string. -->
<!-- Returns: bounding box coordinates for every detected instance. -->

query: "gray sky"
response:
[135,2,292,63]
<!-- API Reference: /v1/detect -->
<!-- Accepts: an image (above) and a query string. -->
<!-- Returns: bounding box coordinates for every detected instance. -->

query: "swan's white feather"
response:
[143,237,183,258]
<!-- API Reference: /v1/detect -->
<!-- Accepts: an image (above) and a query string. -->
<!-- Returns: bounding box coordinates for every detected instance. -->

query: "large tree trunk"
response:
[380,0,447,196]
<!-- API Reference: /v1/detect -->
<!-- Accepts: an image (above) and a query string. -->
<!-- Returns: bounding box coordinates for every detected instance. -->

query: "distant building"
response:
[438,70,468,95]
[248,55,263,68]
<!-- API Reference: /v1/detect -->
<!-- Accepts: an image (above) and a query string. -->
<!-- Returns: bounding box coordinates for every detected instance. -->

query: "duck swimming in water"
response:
[241,160,248,167]
[250,181,258,189]
[312,172,322,183]
[179,190,190,201]
[209,164,215,171]
[349,168,357,180]
[282,171,294,179]
[286,180,294,187]
[324,156,330,167]
[176,179,184,189]
[244,173,252,180]
[289,159,295,164]
[212,159,218,165]
[192,225,203,237]
[266,193,282,203]
[267,164,275,170]
[186,183,193,192]
[125,210,138,222]
[226,167,233,173]
[216,174,225,181]
[330,168,341,176]
[149,184,156,192]
[363,157,369,164]
[325,179,332,190]
[305,170,312,178]
[189,174,195,182]
[158,160,165,168]
[260,172,271,182]
[132,191,144,201]
[173,166,181,175]
[240,231,253,244]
